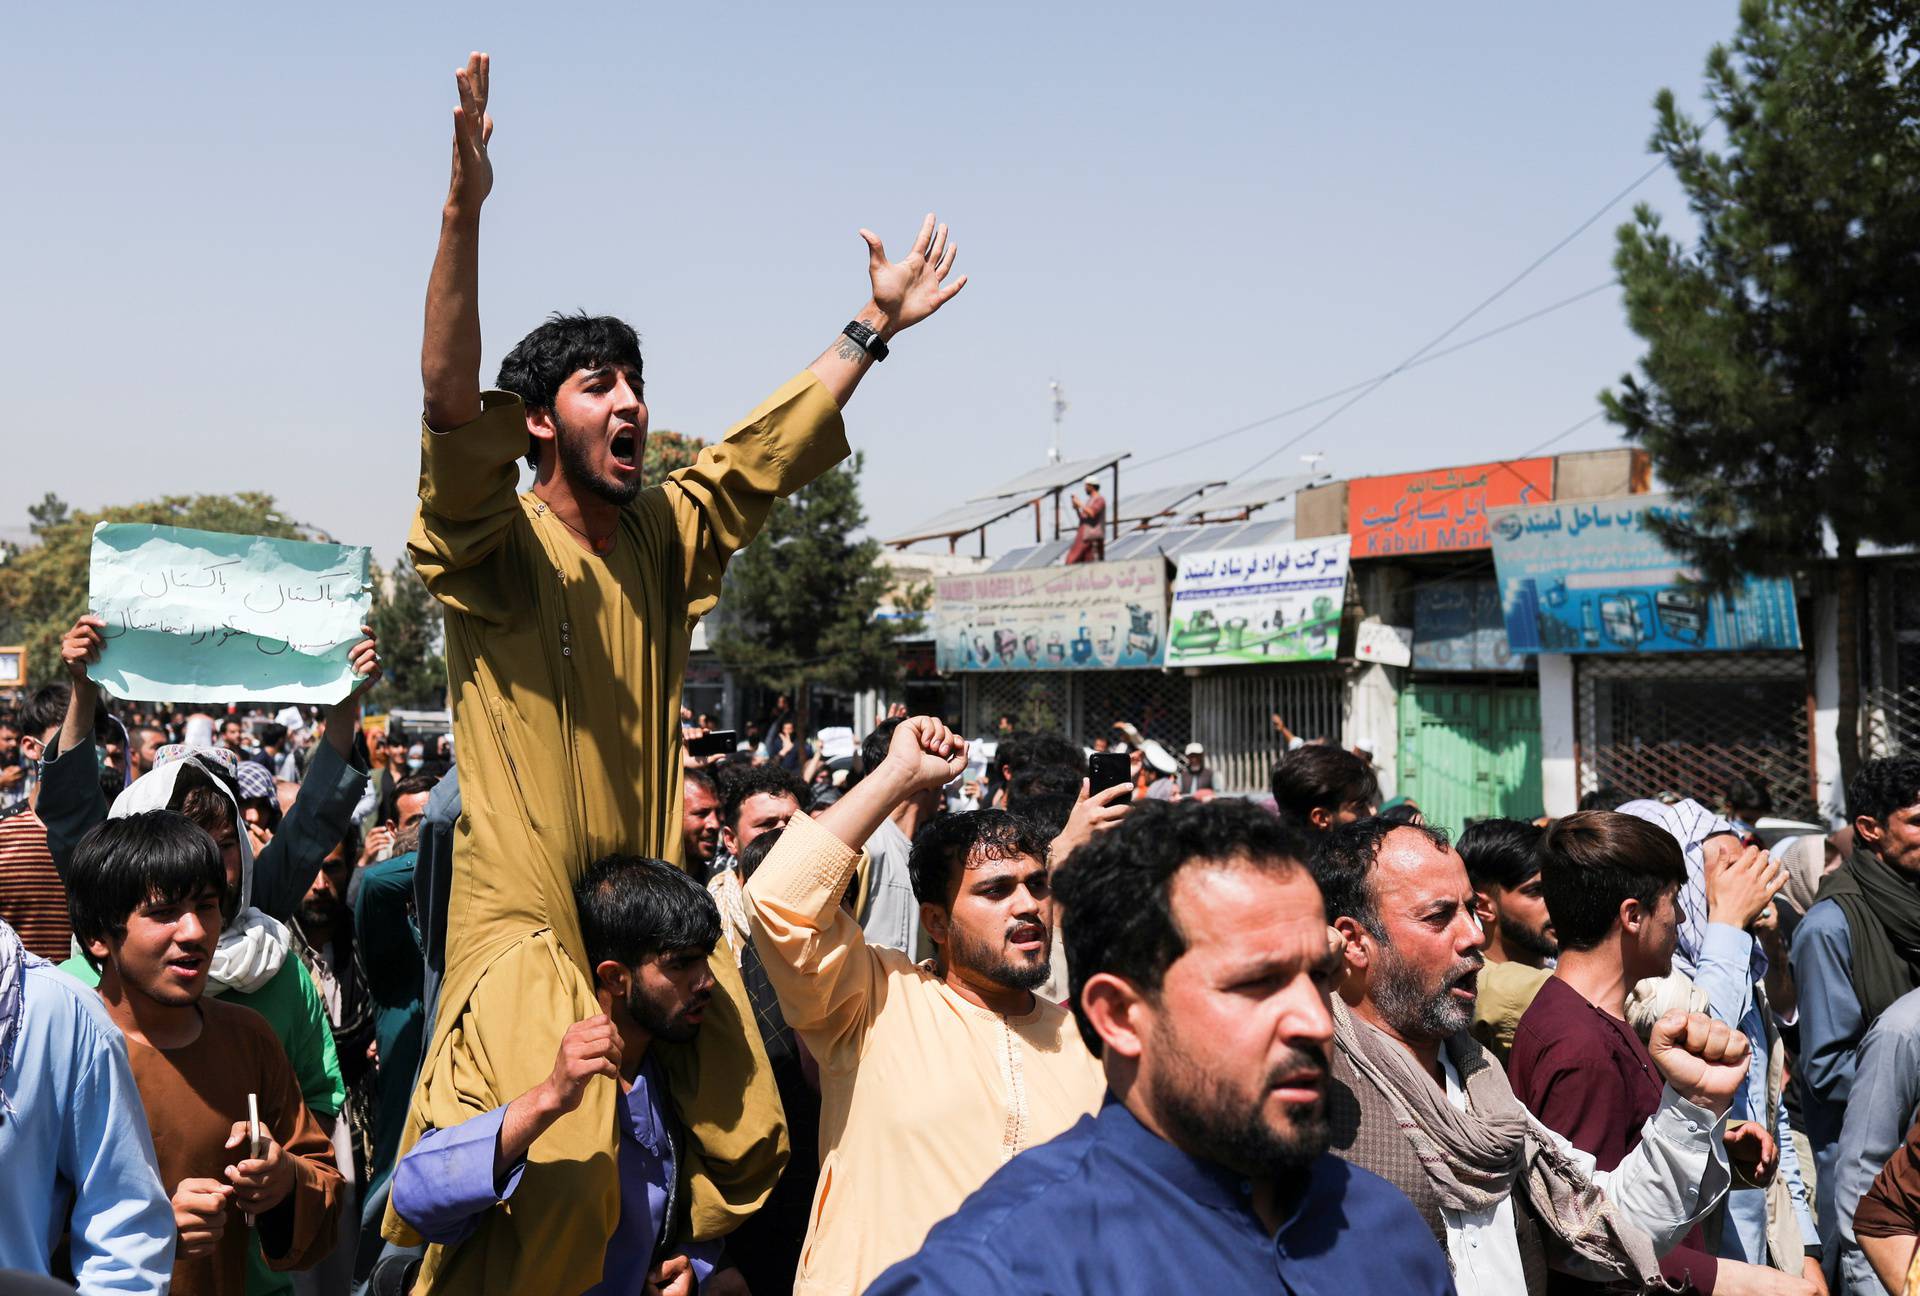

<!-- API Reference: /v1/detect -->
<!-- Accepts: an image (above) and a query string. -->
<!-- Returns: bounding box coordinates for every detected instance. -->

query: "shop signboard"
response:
[1488,494,1801,654]
[1348,458,1555,558]
[1413,579,1527,671]
[934,558,1166,671]
[1168,537,1351,667]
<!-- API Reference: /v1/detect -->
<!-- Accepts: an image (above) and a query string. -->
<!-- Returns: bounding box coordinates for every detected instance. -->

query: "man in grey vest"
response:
[1312,817,1745,1296]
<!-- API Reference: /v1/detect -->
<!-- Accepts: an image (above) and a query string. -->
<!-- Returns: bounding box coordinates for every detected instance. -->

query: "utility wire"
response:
[1130,280,1615,473]
[1228,154,1669,481]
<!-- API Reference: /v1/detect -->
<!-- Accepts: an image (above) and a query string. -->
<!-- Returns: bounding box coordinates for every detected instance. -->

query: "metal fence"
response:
[1864,684,1920,760]
[1191,666,1347,796]
[960,665,1342,795]
[1576,654,1816,820]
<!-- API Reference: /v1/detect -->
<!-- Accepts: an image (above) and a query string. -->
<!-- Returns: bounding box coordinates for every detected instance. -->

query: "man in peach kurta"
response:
[387,53,971,1296]
[748,717,1104,1293]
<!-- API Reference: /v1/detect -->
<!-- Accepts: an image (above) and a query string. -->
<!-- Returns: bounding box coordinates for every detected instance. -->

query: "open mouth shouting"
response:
[1007,922,1048,956]
[609,427,640,473]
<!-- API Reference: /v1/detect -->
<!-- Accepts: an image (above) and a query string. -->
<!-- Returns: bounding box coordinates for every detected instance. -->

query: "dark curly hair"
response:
[907,809,1051,909]
[1848,756,1920,830]
[496,311,644,469]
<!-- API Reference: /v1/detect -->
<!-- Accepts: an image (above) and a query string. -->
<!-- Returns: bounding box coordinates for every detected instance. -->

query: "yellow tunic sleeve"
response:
[408,392,533,624]
[744,811,889,1060]
[662,372,850,622]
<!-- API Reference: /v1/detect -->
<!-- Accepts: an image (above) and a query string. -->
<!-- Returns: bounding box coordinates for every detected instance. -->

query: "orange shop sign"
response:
[1347,458,1554,557]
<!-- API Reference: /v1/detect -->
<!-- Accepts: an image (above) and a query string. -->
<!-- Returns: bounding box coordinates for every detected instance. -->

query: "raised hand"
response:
[882,715,968,792]
[1647,1009,1750,1116]
[61,614,106,684]
[862,213,968,335]
[1049,779,1134,868]
[537,1014,623,1117]
[1723,1118,1778,1187]
[447,52,493,214]
[1705,843,1786,930]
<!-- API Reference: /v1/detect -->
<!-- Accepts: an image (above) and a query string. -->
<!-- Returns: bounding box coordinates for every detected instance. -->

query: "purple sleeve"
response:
[685,1238,724,1289]
[390,1104,528,1246]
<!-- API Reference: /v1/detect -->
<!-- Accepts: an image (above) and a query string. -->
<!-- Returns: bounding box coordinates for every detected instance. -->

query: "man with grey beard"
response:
[1312,818,1747,1296]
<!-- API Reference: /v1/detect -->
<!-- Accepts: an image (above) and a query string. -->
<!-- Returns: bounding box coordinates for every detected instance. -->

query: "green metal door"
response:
[1396,682,1542,837]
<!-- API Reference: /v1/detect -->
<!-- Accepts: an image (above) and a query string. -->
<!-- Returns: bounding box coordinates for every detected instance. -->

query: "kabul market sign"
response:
[1348,458,1555,558]
[934,558,1167,671]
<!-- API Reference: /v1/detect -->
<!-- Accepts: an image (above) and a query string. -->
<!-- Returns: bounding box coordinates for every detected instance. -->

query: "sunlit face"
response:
[1861,803,1920,878]
[682,780,722,866]
[1485,874,1557,962]
[221,720,245,750]
[0,723,17,759]
[929,849,1053,993]
[723,792,799,858]
[1634,884,1682,979]
[619,947,715,1045]
[535,364,649,506]
[395,790,431,834]
[92,883,223,1006]
[1357,830,1486,1044]
[132,729,166,775]
[1138,863,1338,1176]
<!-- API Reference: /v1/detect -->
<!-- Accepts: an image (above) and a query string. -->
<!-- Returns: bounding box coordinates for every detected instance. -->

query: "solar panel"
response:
[1187,473,1324,517]
[1113,480,1227,524]
[884,495,1036,546]
[965,452,1132,502]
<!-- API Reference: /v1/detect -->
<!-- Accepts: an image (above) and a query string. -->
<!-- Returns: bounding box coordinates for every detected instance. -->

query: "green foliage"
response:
[0,492,308,685]
[1604,0,1920,581]
[645,430,705,483]
[709,453,903,707]
[369,552,447,710]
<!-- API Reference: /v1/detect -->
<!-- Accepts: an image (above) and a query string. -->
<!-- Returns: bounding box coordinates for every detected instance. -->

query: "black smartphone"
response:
[686,730,738,758]
[1088,751,1132,802]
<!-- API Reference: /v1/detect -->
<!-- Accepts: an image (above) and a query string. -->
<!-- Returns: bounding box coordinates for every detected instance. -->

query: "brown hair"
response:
[1538,811,1685,952]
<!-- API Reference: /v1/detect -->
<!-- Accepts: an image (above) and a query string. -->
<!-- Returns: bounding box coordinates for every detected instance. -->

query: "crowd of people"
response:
[8,49,1920,1296]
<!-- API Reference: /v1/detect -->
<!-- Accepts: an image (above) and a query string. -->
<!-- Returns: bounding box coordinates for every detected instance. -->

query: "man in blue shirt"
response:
[869,799,1455,1295]
[390,854,741,1296]
[1790,755,1920,1251]
[0,917,175,1293]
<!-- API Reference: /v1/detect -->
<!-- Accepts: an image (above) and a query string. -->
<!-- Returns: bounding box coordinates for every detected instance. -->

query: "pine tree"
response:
[708,453,901,721]
[1604,0,1920,784]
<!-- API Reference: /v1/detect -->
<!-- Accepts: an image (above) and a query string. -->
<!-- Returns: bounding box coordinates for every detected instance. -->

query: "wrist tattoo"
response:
[834,334,868,364]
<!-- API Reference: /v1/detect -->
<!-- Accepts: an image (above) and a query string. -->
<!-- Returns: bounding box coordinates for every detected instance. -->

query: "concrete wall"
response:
[1538,653,1578,816]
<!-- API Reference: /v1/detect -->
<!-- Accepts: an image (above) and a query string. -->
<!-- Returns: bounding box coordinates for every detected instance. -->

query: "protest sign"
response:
[935,558,1166,671]
[1488,494,1800,654]
[1168,537,1350,667]
[88,523,372,704]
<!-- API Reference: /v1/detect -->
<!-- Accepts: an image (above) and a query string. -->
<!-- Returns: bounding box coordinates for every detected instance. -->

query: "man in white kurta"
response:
[747,718,1103,1294]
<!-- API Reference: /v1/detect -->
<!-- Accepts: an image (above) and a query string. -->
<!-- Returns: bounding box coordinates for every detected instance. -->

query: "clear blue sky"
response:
[1,2,1741,560]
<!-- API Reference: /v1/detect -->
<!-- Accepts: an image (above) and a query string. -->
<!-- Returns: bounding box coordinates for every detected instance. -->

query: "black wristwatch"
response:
[842,320,889,361]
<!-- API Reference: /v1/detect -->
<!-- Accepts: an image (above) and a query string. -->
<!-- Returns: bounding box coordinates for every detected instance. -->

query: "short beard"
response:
[1150,1028,1330,1177]
[947,922,1052,993]
[1371,933,1480,1041]
[296,898,341,934]
[625,982,703,1044]
[1501,913,1559,963]
[555,411,643,506]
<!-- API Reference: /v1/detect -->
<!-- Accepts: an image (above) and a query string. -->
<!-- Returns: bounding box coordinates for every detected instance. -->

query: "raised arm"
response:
[422,51,493,431]
[805,213,968,409]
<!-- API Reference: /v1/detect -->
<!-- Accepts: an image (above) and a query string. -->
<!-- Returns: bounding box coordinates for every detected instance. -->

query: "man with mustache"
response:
[746,716,1104,1293]
[1314,818,1747,1296]
[391,854,742,1296]
[868,799,1455,1294]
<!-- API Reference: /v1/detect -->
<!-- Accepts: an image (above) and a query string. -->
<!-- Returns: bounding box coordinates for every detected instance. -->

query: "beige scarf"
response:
[1332,996,1674,1290]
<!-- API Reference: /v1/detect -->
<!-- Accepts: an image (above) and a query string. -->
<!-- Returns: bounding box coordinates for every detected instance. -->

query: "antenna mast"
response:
[1048,380,1068,464]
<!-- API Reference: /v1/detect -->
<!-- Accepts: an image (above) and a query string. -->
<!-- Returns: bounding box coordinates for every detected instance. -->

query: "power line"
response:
[1230,153,1670,481]
[1130,280,1615,473]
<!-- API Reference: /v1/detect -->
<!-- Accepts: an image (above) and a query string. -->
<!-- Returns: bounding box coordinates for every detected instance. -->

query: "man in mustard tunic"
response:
[387,53,969,1296]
